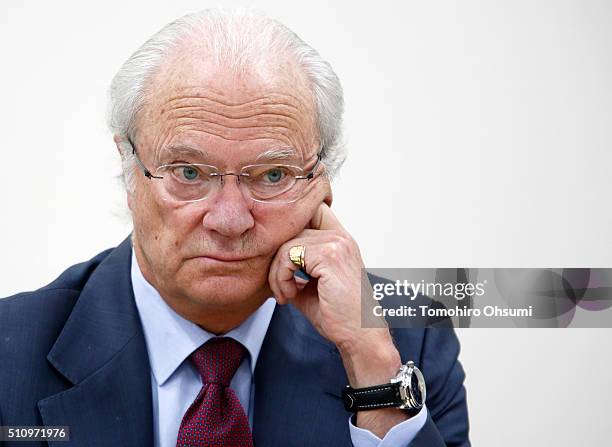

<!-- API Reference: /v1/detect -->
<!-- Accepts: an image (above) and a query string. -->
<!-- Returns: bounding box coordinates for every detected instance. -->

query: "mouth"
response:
[190,254,257,263]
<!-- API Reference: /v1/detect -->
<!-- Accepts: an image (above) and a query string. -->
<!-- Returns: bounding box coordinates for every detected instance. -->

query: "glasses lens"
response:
[242,164,302,202]
[153,162,315,203]
[157,164,218,202]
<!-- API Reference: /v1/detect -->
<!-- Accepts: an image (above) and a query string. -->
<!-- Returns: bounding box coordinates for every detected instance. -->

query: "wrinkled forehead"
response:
[134,46,319,165]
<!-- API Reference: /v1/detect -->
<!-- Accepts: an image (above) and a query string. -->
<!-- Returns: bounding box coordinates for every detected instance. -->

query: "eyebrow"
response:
[255,147,299,163]
[157,145,210,162]
[156,144,299,165]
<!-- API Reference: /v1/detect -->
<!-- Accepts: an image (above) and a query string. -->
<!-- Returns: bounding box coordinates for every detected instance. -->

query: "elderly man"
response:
[0,9,468,447]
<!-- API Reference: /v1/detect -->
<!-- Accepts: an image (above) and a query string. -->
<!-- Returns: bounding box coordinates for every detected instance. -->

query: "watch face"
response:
[409,367,426,406]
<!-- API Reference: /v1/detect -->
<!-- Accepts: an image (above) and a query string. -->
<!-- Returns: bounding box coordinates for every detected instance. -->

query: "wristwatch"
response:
[341,361,426,412]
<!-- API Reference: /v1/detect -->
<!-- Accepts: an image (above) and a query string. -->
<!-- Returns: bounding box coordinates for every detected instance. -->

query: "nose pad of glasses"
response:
[214,173,252,204]
[218,173,242,185]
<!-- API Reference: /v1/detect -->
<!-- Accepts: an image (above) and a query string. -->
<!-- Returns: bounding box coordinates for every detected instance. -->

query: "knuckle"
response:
[326,241,343,262]
[334,233,354,251]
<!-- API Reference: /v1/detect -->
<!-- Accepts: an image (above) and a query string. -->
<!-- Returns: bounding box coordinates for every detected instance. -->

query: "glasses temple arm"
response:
[304,151,323,180]
[126,136,163,179]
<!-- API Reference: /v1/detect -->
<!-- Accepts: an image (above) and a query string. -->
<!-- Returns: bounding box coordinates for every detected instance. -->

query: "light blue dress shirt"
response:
[131,249,427,447]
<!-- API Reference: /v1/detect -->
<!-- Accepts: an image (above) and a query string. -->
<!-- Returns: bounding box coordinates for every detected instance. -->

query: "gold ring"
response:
[289,245,306,269]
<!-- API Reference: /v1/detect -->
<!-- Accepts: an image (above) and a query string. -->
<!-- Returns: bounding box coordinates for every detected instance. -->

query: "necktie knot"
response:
[178,336,253,446]
[189,337,247,387]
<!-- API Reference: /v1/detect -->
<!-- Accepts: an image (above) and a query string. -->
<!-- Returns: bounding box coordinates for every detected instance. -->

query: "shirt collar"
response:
[131,248,276,386]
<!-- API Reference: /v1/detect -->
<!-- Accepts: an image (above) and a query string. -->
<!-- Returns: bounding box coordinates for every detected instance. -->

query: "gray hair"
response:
[107,8,346,191]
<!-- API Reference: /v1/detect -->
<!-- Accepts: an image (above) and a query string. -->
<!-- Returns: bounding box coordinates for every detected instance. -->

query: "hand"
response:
[268,202,403,384]
[268,203,411,436]
[268,202,373,350]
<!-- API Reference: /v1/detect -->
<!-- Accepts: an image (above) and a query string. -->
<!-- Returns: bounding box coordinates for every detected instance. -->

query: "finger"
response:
[274,246,319,318]
[275,245,303,300]
[292,228,335,240]
[269,231,338,304]
[268,238,308,303]
[271,236,323,303]
[268,266,287,305]
[294,269,312,282]
[277,254,301,299]
[309,202,346,232]
[294,273,309,291]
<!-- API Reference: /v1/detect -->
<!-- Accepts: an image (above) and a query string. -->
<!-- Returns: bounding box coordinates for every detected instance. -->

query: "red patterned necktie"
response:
[176,337,254,447]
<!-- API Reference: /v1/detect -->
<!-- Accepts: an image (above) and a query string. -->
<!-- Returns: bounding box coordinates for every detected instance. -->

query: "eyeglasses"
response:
[127,137,323,204]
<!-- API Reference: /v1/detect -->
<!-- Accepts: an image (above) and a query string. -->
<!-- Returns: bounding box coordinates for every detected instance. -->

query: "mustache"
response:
[184,233,270,259]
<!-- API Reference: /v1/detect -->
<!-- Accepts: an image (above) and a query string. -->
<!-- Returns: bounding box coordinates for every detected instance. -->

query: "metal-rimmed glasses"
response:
[127,137,323,204]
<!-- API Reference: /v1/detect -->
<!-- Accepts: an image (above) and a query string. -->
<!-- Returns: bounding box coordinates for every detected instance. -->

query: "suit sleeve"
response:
[348,405,428,446]
[409,327,470,447]
[0,403,4,447]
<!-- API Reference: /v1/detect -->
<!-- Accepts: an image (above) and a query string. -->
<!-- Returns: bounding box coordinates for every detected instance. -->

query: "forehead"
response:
[135,46,318,163]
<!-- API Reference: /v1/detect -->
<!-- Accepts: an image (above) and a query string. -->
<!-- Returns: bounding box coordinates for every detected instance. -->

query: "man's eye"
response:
[181,166,199,181]
[264,168,284,183]
[170,165,201,182]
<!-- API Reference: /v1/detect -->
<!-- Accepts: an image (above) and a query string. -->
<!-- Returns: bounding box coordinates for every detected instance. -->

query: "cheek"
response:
[251,202,313,246]
[252,179,329,240]
[132,188,200,258]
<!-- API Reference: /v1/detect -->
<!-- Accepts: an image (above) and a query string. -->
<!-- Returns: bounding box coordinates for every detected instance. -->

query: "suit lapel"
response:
[37,236,153,446]
[253,304,353,447]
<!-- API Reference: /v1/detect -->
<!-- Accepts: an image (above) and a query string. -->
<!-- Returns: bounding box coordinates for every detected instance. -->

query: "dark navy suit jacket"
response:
[0,236,469,446]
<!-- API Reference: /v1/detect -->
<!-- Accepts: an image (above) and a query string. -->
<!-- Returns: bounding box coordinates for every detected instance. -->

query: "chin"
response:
[182,273,269,308]
[178,255,270,295]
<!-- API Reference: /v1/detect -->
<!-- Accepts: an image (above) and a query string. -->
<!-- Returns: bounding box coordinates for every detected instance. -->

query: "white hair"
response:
[107,8,346,191]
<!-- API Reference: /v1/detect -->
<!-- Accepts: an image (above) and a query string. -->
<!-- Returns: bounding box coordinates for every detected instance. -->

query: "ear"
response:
[320,176,333,207]
[324,188,333,207]
[113,134,125,157]
[127,192,133,211]
[114,135,134,210]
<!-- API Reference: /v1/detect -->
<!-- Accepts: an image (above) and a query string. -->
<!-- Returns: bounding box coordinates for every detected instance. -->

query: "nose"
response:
[201,175,255,238]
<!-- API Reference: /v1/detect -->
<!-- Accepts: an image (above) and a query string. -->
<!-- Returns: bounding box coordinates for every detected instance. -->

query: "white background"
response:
[1,1,611,445]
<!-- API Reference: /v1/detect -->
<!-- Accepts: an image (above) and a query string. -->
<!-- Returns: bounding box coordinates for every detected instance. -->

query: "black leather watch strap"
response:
[342,382,403,412]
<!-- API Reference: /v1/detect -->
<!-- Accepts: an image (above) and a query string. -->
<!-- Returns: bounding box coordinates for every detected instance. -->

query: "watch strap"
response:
[342,382,403,412]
